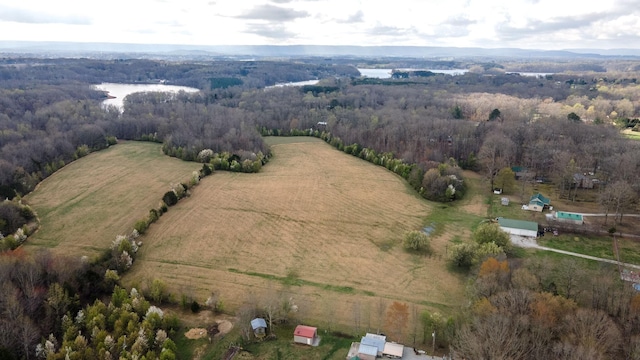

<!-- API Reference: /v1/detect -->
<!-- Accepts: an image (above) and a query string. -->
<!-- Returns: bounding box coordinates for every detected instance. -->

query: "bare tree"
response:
[599,180,635,225]
[478,132,516,191]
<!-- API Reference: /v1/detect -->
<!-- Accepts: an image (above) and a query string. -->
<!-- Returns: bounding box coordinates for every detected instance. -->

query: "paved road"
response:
[511,236,640,269]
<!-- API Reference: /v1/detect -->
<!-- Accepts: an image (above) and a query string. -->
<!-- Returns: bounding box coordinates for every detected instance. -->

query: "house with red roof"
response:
[293,325,319,346]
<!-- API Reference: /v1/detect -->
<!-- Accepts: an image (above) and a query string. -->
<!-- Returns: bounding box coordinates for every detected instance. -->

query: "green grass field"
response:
[23,141,200,257]
[538,234,640,264]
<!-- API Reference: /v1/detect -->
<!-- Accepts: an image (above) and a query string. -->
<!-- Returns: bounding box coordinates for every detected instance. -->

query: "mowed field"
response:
[124,137,466,328]
[24,141,201,256]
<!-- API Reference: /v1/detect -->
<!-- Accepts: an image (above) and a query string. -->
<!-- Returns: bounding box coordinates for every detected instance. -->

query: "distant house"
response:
[573,173,594,189]
[511,166,530,180]
[250,318,267,339]
[528,193,551,212]
[293,325,318,346]
[497,217,539,238]
[383,342,404,359]
[553,211,584,225]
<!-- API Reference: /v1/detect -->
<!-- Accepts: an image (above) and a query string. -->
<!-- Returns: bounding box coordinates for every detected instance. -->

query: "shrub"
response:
[448,243,479,269]
[190,301,201,313]
[473,222,512,253]
[162,191,178,207]
[134,220,148,235]
[403,230,431,253]
[149,279,167,303]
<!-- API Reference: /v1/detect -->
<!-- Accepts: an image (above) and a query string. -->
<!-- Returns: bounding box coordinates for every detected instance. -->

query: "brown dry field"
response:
[124,137,466,327]
[23,141,201,257]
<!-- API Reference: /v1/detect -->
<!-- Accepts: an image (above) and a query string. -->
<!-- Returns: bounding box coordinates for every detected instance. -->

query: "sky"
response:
[0,0,639,50]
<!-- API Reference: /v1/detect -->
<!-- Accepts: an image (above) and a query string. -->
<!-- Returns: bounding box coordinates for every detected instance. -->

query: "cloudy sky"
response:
[0,0,639,50]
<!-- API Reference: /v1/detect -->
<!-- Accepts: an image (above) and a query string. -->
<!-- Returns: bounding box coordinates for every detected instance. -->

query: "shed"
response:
[356,344,378,360]
[250,318,267,338]
[528,193,551,212]
[501,197,510,206]
[497,217,538,238]
[361,333,385,354]
[293,325,317,346]
[554,211,584,225]
[383,342,404,358]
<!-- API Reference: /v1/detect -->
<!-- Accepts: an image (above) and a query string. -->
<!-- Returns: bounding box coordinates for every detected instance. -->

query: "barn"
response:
[497,217,538,238]
[293,325,318,346]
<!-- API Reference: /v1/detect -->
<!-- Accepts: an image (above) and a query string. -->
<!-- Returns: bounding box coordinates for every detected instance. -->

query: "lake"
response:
[266,79,320,88]
[94,83,200,110]
[357,68,470,78]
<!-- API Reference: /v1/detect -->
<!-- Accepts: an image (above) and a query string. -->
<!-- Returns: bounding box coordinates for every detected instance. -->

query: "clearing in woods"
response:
[23,141,201,256]
[124,137,467,328]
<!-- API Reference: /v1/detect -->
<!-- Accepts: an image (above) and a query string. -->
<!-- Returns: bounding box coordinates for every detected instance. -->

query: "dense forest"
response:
[1,56,640,359]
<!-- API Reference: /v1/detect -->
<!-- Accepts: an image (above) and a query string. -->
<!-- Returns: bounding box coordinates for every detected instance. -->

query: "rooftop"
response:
[555,211,583,221]
[294,325,317,338]
[530,193,551,205]
[497,217,539,231]
[250,318,266,330]
[361,334,386,352]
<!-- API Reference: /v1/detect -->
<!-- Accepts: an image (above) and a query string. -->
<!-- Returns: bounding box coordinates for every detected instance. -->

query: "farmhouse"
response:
[293,325,318,346]
[527,193,551,212]
[551,211,584,225]
[250,318,267,339]
[497,217,539,238]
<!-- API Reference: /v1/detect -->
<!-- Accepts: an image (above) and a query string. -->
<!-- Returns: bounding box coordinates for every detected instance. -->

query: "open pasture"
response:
[24,141,200,256]
[124,137,466,328]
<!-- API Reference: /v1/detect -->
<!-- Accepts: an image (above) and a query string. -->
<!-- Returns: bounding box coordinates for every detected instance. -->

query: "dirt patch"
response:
[460,195,487,216]
[185,328,208,340]
[217,320,233,335]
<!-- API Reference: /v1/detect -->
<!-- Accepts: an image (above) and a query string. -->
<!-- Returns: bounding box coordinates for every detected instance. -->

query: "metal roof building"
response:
[497,217,538,238]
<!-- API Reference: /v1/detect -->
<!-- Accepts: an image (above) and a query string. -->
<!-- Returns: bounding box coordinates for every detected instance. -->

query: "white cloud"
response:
[0,0,638,49]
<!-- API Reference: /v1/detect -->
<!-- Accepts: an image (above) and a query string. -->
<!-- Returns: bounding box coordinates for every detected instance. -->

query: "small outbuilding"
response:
[497,217,539,238]
[553,211,584,225]
[383,342,404,358]
[361,333,385,355]
[293,325,318,346]
[250,318,267,339]
[356,344,378,360]
[501,197,510,206]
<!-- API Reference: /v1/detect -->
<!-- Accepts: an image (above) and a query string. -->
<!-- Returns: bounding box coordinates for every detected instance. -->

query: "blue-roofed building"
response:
[356,344,378,360]
[250,318,267,338]
[361,333,386,354]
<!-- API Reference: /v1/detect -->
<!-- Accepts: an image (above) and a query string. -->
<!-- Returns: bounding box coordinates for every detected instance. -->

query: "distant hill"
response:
[1,41,639,60]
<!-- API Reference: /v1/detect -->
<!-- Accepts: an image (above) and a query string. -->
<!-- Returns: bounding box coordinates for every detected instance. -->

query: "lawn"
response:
[538,234,640,265]
[23,141,201,257]
[123,137,467,334]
